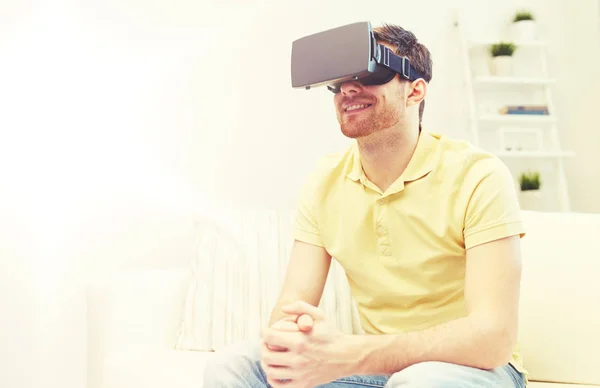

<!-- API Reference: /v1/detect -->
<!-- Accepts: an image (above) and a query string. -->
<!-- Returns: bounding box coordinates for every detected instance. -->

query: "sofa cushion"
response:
[518,211,600,385]
[103,349,214,388]
[528,383,600,388]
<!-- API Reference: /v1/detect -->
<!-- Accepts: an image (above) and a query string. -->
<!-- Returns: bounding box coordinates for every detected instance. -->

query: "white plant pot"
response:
[511,20,537,41]
[519,189,542,211]
[491,56,513,76]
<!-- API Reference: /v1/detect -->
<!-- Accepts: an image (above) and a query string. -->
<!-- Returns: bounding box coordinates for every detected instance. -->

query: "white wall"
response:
[0,1,599,388]
[555,0,600,213]
[0,206,38,388]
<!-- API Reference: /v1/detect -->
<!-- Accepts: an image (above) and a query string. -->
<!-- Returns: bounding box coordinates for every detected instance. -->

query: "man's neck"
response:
[356,125,420,193]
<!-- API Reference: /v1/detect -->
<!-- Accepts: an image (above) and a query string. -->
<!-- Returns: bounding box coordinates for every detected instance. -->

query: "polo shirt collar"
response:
[398,130,440,183]
[347,142,365,182]
[346,131,440,189]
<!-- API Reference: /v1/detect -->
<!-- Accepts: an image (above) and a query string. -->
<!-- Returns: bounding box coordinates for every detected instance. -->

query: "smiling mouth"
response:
[344,103,372,113]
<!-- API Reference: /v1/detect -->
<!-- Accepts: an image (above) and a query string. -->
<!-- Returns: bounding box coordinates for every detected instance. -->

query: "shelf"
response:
[479,114,557,124]
[474,76,555,85]
[494,150,575,158]
[469,40,550,48]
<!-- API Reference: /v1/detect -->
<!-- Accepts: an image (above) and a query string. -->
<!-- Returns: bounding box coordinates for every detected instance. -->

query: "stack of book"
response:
[499,105,549,115]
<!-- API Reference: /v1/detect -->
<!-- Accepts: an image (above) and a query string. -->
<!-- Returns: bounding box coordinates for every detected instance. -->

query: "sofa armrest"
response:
[87,268,190,388]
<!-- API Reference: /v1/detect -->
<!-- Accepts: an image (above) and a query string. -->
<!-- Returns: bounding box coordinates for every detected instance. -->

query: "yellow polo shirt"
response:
[293,130,527,375]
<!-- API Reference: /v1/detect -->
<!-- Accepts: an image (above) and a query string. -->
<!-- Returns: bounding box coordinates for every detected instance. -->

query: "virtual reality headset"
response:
[291,21,426,93]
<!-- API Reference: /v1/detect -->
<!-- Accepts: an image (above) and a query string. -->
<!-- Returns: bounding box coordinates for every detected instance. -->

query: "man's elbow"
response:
[479,322,518,369]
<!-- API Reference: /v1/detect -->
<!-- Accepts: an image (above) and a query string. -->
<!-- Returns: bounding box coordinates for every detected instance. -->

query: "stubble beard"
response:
[339,103,404,139]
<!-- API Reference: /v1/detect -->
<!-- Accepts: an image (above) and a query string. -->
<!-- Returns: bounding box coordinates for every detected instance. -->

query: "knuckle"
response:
[295,340,308,353]
[297,356,310,368]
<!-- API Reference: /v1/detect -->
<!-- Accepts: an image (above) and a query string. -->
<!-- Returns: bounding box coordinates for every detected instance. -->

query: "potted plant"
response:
[518,171,542,210]
[489,42,517,76]
[511,10,537,41]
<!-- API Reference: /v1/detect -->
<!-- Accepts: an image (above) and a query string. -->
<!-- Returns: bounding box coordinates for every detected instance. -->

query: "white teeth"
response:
[346,104,370,112]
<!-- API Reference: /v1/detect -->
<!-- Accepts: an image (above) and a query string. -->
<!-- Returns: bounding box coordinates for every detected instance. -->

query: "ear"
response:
[405,78,427,108]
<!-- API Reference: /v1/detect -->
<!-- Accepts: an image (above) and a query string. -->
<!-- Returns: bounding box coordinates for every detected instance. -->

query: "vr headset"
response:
[291,21,426,93]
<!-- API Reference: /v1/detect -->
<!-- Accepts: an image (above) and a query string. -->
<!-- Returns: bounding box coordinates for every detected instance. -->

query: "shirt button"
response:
[377,199,385,205]
[377,226,385,234]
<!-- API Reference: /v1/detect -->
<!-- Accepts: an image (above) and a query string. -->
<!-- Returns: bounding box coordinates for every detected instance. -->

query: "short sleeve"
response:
[463,156,526,250]
[292,166,325,247]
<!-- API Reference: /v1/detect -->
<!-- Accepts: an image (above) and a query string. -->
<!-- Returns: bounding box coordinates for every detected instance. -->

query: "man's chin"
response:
[340,124,371,139]
[341,131,360,139]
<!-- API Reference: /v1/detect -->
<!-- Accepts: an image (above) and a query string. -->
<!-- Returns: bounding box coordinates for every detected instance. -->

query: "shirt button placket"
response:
[376,196,390,258]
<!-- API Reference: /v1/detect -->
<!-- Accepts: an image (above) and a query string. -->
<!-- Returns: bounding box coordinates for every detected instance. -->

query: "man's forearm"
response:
[352,314,516,374]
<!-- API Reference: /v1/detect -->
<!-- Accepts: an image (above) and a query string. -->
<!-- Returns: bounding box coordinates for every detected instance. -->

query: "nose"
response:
[340,80,363,95]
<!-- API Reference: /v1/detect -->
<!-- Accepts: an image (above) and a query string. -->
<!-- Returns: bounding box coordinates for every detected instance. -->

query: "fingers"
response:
[281,301,325,321]
[263,314,313,353]
[261,319,300,349]
[265,374,294,388]
[261,342,298,367]
[261,360,294,388]
[263,327,305,352]
[263,365,298,380]
[260,328,312,388]
[260,347,295,387]
[261,352,304,387]
[266,343,287,352]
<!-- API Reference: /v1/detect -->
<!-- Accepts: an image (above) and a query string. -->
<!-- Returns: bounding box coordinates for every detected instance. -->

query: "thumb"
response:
[296,313,314,332]
[271,319,300,331]
[281,301,325,321]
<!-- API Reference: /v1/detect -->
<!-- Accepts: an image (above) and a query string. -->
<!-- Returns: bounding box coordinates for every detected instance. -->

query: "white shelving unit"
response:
[473,76,556,85]
[494,150,575,158]
[479,115,557,124]
[468,39,551,48]
[455,13,573,212]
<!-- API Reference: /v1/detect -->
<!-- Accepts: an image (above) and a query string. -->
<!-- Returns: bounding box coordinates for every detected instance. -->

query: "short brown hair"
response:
[373,23,433,125]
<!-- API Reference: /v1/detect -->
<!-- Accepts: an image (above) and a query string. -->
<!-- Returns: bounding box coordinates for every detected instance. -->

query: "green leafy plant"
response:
[519,171,541,191]
[513,11,534,22]
[490,42,517,57]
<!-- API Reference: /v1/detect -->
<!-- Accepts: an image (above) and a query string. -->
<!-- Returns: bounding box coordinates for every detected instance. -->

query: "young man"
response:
[203,23,527,388]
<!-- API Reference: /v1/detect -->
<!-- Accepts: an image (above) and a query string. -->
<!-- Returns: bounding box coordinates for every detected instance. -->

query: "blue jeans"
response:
[202,340,527,387]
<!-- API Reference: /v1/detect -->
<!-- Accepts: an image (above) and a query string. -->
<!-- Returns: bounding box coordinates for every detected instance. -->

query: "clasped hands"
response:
[260,301,358,388]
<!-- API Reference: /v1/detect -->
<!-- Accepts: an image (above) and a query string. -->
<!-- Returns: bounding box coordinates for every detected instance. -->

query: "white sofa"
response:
[87,210,600,388]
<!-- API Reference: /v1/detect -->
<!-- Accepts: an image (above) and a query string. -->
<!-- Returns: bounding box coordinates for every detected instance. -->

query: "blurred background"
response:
[0,0,598,387]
